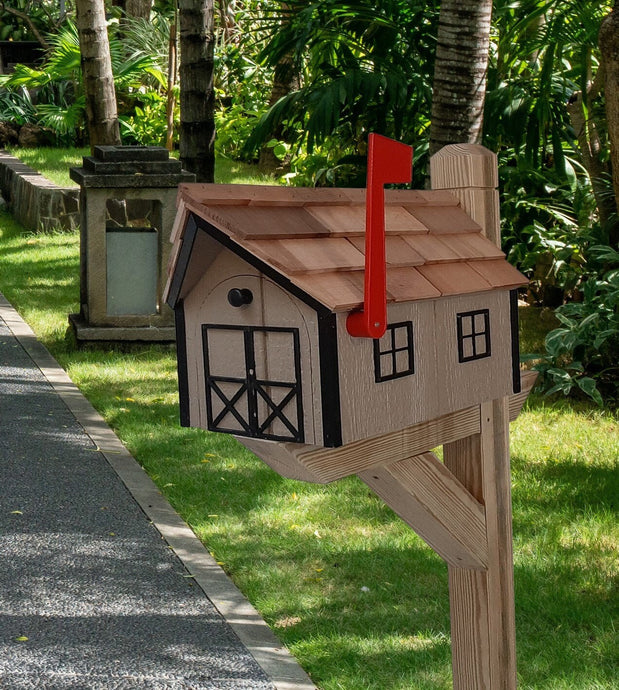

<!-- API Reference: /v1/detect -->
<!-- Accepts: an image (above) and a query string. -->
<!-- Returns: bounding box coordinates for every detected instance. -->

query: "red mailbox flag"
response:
[346,133,413,339]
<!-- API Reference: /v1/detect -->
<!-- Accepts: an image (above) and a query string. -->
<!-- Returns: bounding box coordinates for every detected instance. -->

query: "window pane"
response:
[394,325,409,348]
[461,337,474,360]
[475,334,489,356]
[459,315,473,337]
[474,312,487,333]
[380,354,393,379]
[395,348,411,373]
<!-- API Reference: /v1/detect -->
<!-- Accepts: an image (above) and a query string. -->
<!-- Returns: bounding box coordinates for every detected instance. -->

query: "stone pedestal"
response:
[69,146,194,342]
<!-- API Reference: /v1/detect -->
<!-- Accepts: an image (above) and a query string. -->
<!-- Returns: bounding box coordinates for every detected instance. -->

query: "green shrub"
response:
[532,244,619,405]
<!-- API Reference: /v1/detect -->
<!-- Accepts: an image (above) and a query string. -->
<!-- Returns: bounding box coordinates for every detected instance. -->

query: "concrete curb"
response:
[0,292,316,690]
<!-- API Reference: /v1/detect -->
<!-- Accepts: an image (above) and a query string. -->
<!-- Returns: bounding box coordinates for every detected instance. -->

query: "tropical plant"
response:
[121,90,176,145]
[0,87,36,125]
[532,244,619,404]
[244,0,440,187]
[0,0,67,46]
[487,0,615,232]
[0,19,165,145]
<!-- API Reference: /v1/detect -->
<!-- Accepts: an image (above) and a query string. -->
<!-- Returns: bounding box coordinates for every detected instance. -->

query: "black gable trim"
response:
[174,301,191,427]
[318,312,342,447]
[166,214,199,308]
[190,213,331,317]
[509,289,522,394]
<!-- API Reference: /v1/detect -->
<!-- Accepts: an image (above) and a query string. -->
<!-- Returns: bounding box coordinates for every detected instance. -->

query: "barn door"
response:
[202,325,304,442]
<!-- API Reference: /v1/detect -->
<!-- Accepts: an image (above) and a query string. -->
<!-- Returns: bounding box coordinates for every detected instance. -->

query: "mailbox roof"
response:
[166,184,526,312]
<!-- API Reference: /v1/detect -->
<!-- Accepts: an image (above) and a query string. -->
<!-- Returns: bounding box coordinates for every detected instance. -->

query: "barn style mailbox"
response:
[165,140,536,690]
[69,145,194,342]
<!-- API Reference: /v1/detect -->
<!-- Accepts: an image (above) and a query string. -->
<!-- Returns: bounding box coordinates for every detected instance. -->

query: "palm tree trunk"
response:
[599,2,619,246]
[179,0,216,183]
[258,3,299,171]
[166,6,178,152]
[429,0,493,157]
[75,0,121,151]
[125,0,153,20]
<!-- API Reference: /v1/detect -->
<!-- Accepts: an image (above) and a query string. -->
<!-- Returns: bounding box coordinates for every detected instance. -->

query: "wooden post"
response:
[430,143,501,245]
[432,145,518,688]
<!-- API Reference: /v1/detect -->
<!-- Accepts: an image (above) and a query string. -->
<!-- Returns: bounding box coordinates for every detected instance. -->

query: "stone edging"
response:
[0,149,80,232]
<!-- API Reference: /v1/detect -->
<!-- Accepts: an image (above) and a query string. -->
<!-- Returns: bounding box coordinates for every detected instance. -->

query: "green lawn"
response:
[0,156,616,689]
[7,147,276,187]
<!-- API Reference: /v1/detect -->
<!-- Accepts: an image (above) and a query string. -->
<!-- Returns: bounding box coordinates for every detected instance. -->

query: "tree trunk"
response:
[112,0,153,20]
[75,0,121,151]
[125,0,152,20]
[179,0,216,183]
[599,2,619,246]
[258,3,299,171]
[429,0,493,157]
[566,71,616,235]
[166,5,178,152]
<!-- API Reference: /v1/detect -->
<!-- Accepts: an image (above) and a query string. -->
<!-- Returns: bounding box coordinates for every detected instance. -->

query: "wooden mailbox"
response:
[165,143,535,689]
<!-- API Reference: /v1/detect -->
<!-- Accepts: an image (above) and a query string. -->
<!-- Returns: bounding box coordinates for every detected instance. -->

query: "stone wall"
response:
[0,150,80,232]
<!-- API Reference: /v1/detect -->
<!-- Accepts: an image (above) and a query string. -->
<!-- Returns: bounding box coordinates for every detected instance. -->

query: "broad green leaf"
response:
[576,377,603,406]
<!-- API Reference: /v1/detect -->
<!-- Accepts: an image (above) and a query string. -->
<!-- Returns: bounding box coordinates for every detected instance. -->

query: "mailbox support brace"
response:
[445,398,516,689]
[359,396,516,689]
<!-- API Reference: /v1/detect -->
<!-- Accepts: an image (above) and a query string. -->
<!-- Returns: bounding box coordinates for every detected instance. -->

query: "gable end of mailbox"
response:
[166,212,344,448]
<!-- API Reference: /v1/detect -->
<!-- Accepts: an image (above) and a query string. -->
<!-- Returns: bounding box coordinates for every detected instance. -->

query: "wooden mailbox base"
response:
[360,397,516,689]
[240,372,535,689]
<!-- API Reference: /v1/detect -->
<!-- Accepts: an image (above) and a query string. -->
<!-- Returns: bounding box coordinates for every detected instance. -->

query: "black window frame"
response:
[373,321,415,383]
[456,309,491,363]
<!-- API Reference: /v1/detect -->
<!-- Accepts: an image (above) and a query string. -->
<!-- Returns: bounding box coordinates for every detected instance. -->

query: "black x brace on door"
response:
[202,324,304,443]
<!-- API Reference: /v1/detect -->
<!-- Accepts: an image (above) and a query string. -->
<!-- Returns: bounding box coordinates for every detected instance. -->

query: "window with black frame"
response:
[456,309,491,363]
[373,321,415,383]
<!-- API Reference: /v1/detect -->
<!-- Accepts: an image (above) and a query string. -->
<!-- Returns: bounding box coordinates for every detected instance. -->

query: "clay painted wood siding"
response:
[336,292,514,445]
[181,249,324,446]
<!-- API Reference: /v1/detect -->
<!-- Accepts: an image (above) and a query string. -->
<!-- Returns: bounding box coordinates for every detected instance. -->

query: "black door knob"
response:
[227,288,253,307]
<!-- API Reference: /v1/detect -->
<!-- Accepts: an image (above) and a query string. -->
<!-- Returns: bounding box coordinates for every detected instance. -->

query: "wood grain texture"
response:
[170,198,189,245]
[347,236,426,266]
[430,144,501,247]
[402,233,463,263]
[178,183,357,206]
[448,188,501,246]
[337,302,440,444]
[444,397,517,690]
[405,205,482,234]
[293,404,482,482]
[385,267,442,302]
[430,144,499,190]
[235,368,535,484]
[443,233,505,260]
[236,437,325,483]
[468,259,527,289]
[509,370,538,419]
[359,451,488,569]
[433,291,514,416]
[291,270,365,311]
[416,262,493,295]
[243,237,366,274]
[200,205,331,240]
[182,249,323,445]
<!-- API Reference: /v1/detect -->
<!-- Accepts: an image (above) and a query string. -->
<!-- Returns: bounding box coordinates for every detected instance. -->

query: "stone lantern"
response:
[69,146,194,342]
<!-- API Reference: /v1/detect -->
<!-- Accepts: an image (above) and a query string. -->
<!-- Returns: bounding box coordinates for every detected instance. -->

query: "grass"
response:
[0,153,617,689]
[7,146,277,187]
[6,147,90,187]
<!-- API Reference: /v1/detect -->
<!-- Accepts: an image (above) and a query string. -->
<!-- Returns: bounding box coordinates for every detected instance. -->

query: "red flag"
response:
[346,134,413,338]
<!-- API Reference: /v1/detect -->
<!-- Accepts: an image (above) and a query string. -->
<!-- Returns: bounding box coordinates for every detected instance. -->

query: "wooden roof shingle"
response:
[166,184,527,311]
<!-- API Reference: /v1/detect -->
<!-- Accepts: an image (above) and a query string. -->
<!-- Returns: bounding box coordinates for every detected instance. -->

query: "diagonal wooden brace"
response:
[358,451,488,570]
